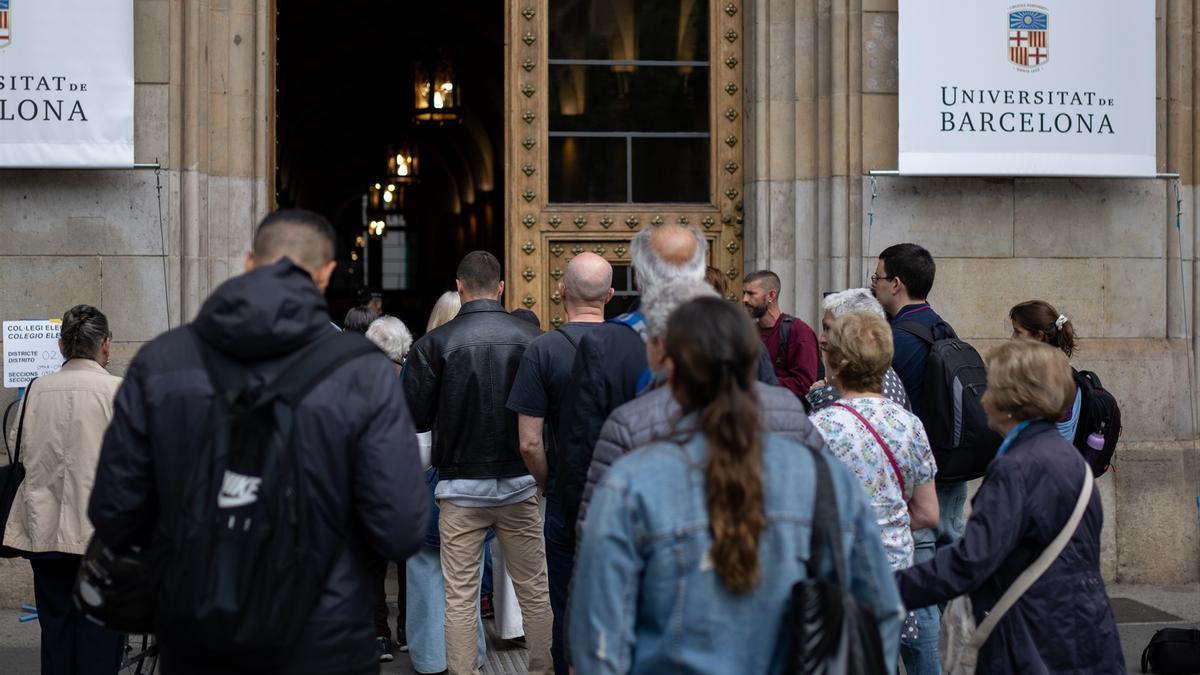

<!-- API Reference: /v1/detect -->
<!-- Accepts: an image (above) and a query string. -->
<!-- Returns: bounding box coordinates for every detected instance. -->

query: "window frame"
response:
[506,0,745,327]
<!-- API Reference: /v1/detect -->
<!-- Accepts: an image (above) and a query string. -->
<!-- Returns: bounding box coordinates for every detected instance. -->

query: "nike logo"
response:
[218,470,262,509]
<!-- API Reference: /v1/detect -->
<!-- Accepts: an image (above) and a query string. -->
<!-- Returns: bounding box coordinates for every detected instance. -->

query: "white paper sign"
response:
[4,320,64,388]
[0,0,134,168]
[898,1,1155,177]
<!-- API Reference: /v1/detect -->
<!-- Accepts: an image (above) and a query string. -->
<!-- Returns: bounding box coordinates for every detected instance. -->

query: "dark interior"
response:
[275,1,505,336]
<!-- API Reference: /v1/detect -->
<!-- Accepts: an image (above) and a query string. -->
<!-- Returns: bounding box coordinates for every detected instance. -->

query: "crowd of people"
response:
[0,209,1124,675]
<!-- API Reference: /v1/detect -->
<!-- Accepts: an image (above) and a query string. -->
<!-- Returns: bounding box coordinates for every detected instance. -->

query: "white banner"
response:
[3,320,63,389]
[898,1,1155,177]
[0,0,134,168]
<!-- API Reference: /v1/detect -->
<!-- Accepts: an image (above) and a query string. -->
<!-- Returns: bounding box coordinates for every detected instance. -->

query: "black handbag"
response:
[779,449,888,674]
[0,379,34,558]
[1142,628,1200,674]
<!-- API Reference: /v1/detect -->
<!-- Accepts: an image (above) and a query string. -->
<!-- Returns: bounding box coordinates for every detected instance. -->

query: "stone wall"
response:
[0,0,273,607]
[742,0,1200,583]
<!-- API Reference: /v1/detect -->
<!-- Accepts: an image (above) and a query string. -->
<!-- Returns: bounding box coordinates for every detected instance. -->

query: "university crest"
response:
[1008,6,1048,70]
[0,0,10,48]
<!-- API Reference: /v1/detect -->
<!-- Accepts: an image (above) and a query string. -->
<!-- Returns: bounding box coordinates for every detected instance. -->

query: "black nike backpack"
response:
[895,321,1002,482]
[156,329,377,663]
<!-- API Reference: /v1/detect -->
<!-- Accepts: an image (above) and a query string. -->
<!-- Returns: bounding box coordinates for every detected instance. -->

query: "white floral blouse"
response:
[811,396,937,570]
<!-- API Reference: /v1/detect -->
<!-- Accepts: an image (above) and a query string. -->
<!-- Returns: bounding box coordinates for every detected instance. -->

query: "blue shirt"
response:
[995,420,1034,459]
[1056,386,1082,442]
[888,303,944,416]
[570,431,903,675]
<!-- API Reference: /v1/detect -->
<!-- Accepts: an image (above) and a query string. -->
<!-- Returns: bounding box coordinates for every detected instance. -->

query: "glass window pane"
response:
[549,137,626,203]
[631,138,709,203]
[549,65,709,133]
[548,0,709,62]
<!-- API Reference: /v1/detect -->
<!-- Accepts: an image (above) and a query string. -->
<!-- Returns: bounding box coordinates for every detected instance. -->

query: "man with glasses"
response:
[871,242,965,675]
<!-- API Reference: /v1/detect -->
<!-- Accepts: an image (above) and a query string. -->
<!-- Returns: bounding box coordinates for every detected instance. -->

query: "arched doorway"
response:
[275,0,505,334]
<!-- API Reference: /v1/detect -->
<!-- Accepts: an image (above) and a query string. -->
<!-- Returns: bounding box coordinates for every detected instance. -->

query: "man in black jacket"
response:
[88,209,430,675]
[404,251,551,675]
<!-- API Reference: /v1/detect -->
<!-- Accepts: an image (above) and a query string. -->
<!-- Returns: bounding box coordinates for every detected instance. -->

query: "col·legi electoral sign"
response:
[898,1,1155,177]
[0,0,134,168]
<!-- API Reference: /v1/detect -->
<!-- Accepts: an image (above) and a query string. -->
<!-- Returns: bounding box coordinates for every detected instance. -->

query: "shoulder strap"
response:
[969,463,1094,648]
[774,316,793,368]
[11,378,36,466]
[555,327,582,351]
[807,448,847,586]
[893,321,936,345]
[832,402,906,494]
[268,333,380,407]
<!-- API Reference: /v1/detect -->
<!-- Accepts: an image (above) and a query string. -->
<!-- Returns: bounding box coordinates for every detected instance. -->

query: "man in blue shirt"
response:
[872,242,965,675]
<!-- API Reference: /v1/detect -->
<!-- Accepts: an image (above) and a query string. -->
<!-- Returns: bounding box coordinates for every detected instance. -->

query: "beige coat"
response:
[4,359,121,555]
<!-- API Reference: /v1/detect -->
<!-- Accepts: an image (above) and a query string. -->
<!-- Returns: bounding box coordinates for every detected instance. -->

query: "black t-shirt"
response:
[505,321,602,499]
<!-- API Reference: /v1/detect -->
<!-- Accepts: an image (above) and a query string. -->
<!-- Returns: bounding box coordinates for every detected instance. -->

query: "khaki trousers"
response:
[439,496,553,675]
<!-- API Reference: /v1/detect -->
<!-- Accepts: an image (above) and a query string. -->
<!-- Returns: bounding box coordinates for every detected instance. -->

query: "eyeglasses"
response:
[870,273,896,284]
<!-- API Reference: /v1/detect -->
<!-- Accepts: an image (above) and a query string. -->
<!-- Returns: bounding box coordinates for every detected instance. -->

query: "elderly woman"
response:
[809,312,939,673]
[361,314,415,662]
[807,288,910,412]
[897,339,1123,673]
[365,315,413,375]
[3,305,126,674]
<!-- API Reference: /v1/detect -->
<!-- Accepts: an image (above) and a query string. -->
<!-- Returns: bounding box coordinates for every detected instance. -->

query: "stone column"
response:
[744,0,863,325]
[742,0,1200,583]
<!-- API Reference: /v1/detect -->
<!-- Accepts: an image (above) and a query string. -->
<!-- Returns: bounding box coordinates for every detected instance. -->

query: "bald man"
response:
[89,209,430,674]
[505,252,612,675]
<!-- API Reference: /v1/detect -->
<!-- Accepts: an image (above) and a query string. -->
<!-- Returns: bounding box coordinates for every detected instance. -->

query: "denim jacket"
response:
[570,431,903,675]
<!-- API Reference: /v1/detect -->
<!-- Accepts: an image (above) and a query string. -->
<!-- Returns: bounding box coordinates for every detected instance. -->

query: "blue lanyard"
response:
[995,420,1033,458]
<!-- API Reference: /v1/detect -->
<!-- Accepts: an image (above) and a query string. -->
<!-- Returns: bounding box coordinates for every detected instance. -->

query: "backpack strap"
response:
[774,316,793,368]
[832,402,906,495]
[893,321,936,345]
[894,319,959,344]
[268,333,381,407]
[555,327,582,351]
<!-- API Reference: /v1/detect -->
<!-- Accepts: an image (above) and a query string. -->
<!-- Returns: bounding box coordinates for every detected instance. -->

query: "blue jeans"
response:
[405,546,485,674]
[544,500,574,675]
[901,481,968,674]
[934,480,968,547]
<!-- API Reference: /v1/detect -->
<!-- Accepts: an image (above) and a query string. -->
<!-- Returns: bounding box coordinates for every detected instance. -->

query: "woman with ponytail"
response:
[1009,300,1082,442]
[569,297,903,675]
[810,312,939,674]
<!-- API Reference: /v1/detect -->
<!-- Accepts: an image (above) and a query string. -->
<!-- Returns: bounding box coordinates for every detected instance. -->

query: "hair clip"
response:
[1055,314,1069,330]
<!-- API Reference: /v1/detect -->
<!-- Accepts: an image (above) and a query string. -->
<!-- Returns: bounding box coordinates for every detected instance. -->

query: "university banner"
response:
[0,0,134,168]
[898,1,1155,177]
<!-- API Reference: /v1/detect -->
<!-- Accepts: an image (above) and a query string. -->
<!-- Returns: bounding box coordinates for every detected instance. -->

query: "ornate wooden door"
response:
[505,0,745,326]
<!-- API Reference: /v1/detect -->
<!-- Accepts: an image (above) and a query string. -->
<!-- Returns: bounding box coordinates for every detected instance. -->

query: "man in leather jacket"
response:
[403,251,551,675]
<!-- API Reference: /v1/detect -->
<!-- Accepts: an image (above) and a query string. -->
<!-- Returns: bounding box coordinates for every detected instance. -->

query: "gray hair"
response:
[642,278,719,339]
[366,316,414,363]
[630,224,707,293]
[60,305,110,361]
[822,288,886,319]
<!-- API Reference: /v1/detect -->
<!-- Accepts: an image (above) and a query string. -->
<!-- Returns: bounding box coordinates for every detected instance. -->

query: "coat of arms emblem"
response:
[0,0,10,48]
[1008,7,1048,70]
